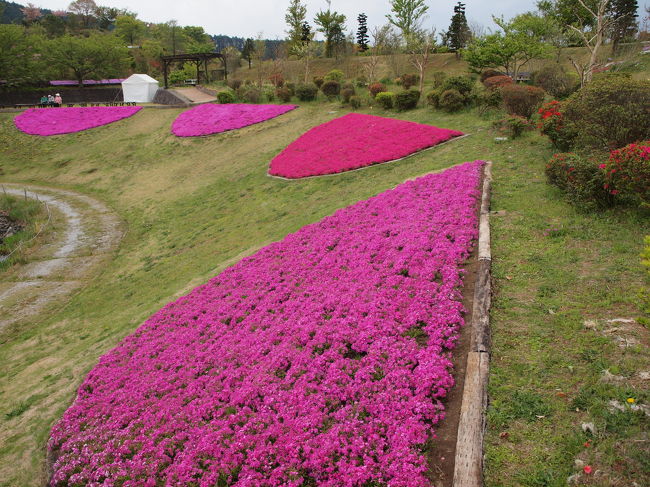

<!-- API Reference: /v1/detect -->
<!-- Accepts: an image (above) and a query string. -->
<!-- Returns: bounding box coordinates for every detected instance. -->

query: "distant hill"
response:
[1,0,53,24]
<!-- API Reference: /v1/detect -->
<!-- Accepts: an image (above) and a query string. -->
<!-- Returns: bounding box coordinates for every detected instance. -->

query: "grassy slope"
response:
[0,100,648,486]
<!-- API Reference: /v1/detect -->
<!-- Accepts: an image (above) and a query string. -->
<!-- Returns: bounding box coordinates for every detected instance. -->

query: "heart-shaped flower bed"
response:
[48,161,484,487]
[171,103,297,137]
[269,113,464,178]
[14,106,142,136]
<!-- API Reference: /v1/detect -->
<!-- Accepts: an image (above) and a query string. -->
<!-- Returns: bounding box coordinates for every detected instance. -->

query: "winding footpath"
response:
[0,184,123,331]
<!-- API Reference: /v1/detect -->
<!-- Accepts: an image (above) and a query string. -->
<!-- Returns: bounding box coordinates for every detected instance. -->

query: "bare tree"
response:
[407,29,436,94]
[253,34,267,87]
[363,25,391,83]
[566,0,612,85]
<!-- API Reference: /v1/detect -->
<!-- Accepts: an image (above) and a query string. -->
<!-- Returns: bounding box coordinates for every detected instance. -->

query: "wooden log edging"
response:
[452,161,493,487]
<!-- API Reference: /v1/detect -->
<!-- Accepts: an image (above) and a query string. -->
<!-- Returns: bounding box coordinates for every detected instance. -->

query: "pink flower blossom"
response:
[48,162,484,486]
[14,106,142,136]
[172,103,297,137]
[268,113,464,178]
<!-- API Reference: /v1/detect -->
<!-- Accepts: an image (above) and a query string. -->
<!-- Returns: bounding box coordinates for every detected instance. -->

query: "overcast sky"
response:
[33,0,648,39]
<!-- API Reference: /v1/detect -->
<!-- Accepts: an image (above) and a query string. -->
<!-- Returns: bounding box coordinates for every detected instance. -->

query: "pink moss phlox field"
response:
[14,106,142,136]
[49,161,484,487]
[171,103,297,137]
[269,113,464,178]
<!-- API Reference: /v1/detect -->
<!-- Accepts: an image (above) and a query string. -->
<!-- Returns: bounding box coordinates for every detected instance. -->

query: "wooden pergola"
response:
[161,53,227,88]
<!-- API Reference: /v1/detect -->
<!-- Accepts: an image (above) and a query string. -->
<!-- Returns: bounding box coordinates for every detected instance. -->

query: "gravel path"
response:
[0,185,123,331]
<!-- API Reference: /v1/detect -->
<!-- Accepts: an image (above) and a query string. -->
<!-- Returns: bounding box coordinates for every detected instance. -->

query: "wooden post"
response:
[163,59,169,89]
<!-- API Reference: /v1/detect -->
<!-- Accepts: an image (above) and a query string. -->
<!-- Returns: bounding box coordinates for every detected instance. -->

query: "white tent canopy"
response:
[122,74,159,103]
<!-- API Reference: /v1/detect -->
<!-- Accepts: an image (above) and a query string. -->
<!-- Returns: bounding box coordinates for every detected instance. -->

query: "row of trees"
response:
[0,0,217,86]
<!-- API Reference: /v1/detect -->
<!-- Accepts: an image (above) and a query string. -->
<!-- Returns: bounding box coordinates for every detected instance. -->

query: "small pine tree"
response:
[242,38,255,69]
[300,22,312,43]
[357,13,369,52]
[446,2,471,58]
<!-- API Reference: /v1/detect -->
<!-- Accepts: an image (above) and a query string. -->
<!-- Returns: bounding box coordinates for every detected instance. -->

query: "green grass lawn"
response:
[0,101,648,486]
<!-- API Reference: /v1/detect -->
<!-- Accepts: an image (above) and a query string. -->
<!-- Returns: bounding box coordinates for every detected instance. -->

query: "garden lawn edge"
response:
[266,134,471,181]
[453,161,493,487]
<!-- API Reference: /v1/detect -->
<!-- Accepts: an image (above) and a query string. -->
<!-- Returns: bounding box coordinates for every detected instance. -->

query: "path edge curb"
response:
[452,160,493,487]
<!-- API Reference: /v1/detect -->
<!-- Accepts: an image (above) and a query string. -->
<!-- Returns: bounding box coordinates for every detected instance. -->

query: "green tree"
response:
[609,0,638,53]
[0,24,45,85]
[463,14,553,79]
[115,15,145,45]
[446,2,471,57]
[386,0,429,40]
[285,0,308,55]
[242,37,255,68]
[357,13,369,52]
[95,6,121,30]
[45,33,130,86]
[41,13,68,38]
[183,26,215,52]
[314,1,346,58]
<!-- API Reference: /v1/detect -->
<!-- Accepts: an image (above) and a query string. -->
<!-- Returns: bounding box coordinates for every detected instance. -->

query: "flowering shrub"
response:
[269,113,464,178]
[603,140,650,206]
[49,161,484,486]
[545,152,611,207]
[538,101,576,151]
[171,104,297,137]
[14,106,142,136]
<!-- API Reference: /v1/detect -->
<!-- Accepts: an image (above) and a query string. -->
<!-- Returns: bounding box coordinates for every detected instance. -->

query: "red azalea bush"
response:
[538,100,577,151]
[269,113,463,178]
[482,75,513,91]
[603,140,650,206]
[369,82,387,98]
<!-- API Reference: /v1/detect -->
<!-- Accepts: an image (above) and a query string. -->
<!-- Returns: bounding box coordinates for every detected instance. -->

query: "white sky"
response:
[32,0,648,39]
[30,0,545,38]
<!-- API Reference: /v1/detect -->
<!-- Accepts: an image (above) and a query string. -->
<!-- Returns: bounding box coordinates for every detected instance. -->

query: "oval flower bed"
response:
[268,113,464,179]
[49,161,484,486]
[14,106,142,136]
[171,103,297,137]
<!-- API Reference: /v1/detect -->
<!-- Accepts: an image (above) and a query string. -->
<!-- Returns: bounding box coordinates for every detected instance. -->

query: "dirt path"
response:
[0,185,123,330]
[172,87,217,103]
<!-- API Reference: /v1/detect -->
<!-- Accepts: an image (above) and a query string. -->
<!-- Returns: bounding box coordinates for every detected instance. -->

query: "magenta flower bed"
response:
[49,161,484,486]
[269,113,464,179]
[171,103,297,137]
[14,106,142,136]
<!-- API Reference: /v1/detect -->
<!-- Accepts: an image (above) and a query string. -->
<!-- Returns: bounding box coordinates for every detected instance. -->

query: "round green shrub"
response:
[217,90,236,104]
[321,80,341,98]
[227,79,243,90]
[475,88,502,114]
[243,88,261,103]
[545,152,612,207]
[324,69,344,82]
[369,82,386,98]
[285,82,296,96]
[295,83,319,101]
[563,75,650,150]
[439,89,464,112]
[426,90,441,109]
[394,89,420,111]
[350,96,362,109]
[375,91,395,109]
[355,76,368,87]
[341,88,355,104]
[313,77,324,88]
[441,76,475,97]
[532,65,578,99]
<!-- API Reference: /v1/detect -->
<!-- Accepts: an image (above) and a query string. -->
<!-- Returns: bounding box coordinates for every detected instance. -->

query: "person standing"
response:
[40,95,48,106]
[54,93,62,107]
[47,94,55,106]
